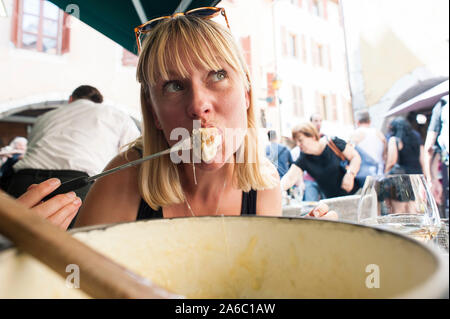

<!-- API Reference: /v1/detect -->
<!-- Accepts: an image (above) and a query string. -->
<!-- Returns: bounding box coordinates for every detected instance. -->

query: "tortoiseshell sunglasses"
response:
[134,7,230,53]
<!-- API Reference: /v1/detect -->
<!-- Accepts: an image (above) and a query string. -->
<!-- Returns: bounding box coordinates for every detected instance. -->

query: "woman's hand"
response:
[307,202,338,220]
[341,172,355,193]
[16,178,81,230]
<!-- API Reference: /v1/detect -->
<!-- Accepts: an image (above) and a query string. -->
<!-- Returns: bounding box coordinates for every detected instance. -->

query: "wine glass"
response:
[357,174,441,243]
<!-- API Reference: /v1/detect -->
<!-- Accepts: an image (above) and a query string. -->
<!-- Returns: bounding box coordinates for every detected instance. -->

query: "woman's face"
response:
[148,55,249,170]
[296,133,318,154]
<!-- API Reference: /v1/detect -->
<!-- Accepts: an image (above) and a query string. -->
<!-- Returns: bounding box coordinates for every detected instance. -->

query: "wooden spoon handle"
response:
[0,191,181,299]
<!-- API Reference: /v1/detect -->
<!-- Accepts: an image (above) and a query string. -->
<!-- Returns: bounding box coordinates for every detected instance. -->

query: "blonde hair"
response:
[129,16,276,210]
[292,122,320,141]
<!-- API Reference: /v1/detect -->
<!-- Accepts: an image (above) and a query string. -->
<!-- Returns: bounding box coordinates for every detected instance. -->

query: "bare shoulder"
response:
[376,130,387,142]
[256,158,282,216]
[350,128,365,144]
[75,149,141,227]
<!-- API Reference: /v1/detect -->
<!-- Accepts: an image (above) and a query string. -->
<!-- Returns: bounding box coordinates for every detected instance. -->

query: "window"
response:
[288,33,298,58]
[11,0,70,54]
[240,36,252,74]
[311,40,327,68]
[301,35,307,63]
[343,98,354,125]
[312,0,321,16]
[317,44,324,67]
[330,94,337,121]
[316,93,328,120]
[281,26,287,56]
[292,86,304,117]
[267,73,276,107]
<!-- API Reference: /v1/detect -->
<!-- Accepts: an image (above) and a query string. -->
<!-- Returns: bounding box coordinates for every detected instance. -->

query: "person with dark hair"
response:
[70,85,104,104]
[265,130,294,178]
[385,117,424,174]
[5,85,140,228]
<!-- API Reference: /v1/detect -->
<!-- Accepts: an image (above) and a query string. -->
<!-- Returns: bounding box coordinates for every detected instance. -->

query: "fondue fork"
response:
[43,137,192,201]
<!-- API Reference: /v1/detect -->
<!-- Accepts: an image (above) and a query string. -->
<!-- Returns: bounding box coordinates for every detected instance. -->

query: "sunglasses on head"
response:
[134,7,230,53]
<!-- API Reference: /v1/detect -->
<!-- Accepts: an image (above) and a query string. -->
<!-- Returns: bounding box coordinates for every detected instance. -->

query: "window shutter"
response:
[10,0,20,47]
[302,35,307,63]
[328,45,332,71]
[61,13,71,54]
[315,92,320,113]
[292,86,297,115]
[323,0,328,20]
[331,94,337,121]
[240,36,252,74]
[311,39,316,66]
[267,73,276,107]
[281,27,287,56]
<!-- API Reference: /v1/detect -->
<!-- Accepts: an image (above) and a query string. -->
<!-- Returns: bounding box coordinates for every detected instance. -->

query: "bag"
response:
[327,137,374,189]
[354,145,379,177]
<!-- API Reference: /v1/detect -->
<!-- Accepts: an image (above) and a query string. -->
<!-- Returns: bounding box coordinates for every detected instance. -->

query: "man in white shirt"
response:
[6,85,140,210]
[350,110,386,175]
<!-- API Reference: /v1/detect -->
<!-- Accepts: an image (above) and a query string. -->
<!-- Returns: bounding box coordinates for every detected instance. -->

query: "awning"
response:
[385,80,449,117]
[49,0,220,54]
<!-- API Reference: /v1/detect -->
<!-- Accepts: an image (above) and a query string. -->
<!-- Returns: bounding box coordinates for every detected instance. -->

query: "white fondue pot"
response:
[0,216,448,298]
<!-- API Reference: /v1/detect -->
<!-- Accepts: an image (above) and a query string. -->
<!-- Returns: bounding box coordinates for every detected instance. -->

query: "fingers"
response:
[17,178,61,208]
[47,197,81,230]
[59,209,78,230]
[307,203,339,221]
[27,184,37,191]
[321,210,339,221]
[32,192,79,219]
[309,202,329,218]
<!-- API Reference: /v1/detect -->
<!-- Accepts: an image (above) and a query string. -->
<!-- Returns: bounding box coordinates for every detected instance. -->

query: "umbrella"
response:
[385,80,449,117]
[49,0,220,54]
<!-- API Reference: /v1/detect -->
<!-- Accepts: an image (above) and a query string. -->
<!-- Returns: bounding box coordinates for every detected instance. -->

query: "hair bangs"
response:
[142,17,244,86]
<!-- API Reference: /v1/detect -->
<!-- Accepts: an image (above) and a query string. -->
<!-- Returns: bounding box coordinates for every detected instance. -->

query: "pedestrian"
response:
[6,85,140,224]
[0,137,28,189]
[281,122,361,199]
[310,113,325,138]
[291,124,325,201]
[265,130,294,178]
[0,137,27,166]
[385,117,424,175]
[350,110,386,175]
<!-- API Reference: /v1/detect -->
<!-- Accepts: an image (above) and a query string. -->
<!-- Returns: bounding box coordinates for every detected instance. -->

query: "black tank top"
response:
[132,147,257,220]
[136,190,257,220]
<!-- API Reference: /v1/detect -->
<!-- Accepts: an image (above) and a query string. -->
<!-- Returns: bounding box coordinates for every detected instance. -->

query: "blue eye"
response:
[212,70,227,82]
[164,81,183,93]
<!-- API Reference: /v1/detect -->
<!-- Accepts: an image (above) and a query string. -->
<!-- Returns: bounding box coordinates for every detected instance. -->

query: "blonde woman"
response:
[72,9,285,226]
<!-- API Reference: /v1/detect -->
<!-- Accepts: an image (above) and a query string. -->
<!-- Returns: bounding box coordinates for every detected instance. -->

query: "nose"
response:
[187,82,212,121]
